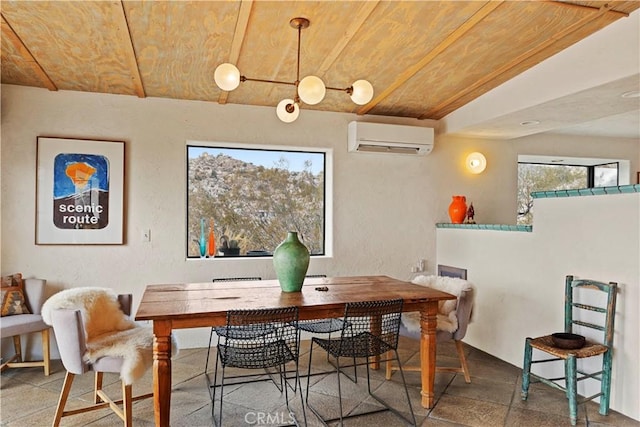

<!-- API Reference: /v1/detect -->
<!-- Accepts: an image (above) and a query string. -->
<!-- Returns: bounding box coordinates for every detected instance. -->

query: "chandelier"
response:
[213,17,374,123]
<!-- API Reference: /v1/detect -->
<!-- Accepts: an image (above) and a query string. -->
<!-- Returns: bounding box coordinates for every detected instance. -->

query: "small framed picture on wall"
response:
[35,137,125,245]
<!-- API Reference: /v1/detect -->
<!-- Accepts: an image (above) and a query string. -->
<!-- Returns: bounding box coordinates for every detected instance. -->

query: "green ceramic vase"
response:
[273,231,310,292]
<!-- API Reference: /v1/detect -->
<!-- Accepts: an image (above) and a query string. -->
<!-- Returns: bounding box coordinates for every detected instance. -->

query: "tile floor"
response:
[1,337,637,426]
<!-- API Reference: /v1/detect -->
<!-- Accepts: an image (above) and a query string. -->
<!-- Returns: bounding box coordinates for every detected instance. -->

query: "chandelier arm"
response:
[326,85,353,94]
[241,76,297,86]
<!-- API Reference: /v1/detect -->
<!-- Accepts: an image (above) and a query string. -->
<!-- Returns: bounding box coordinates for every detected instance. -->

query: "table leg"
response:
[419,302,438,408]
[153,321,172,427]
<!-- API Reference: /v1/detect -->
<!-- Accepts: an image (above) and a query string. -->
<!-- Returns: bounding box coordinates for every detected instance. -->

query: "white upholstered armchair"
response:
[42,287,157,427]
[1,276,51,375]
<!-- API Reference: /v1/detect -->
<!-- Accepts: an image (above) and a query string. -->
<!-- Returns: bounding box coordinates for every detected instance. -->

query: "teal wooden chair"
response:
[522,275,618,426]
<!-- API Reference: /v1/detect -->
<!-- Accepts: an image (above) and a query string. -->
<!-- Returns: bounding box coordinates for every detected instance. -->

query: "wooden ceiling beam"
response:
[356,1,504,116]
[218,0,253,105]
[316,1,379,78]
[549,0,628,17]
[114,1,145,98]
[418,1,618,120]
[0,14,57,91]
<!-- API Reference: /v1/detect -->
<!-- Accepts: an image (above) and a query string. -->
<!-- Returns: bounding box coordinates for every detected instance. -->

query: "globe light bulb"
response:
[298,76,326,105]
[214,63,241,91]
[276,99,300,123]
[466,152,487,174]
[350,80,374,105]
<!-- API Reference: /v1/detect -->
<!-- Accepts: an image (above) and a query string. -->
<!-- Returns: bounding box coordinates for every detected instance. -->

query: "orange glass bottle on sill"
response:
[208,219,216,257]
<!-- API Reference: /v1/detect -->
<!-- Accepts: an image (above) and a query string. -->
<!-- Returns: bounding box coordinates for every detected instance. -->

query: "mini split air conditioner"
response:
[347,121,434,155]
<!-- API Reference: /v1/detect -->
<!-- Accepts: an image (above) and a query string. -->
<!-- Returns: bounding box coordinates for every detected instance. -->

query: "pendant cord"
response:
[295,23,301,101]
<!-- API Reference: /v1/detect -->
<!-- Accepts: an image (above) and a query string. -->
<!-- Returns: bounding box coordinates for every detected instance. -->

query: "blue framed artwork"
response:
[36,137,125,244]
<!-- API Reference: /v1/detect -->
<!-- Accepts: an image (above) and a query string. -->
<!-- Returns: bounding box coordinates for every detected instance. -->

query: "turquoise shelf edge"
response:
[436,223,533,232]
[531,184,640,199]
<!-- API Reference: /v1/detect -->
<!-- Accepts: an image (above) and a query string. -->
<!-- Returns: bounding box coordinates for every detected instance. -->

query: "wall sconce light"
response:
[466,152,487,174]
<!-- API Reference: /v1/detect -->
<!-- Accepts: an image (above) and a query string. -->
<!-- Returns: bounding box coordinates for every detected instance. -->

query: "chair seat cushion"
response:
[529,334,609,359]
[0,314,48,337]
[90,355,126,373]
[86,327,155,383]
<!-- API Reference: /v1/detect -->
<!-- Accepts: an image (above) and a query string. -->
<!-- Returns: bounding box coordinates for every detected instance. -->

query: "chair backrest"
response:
[23,278,47,315]
[220,306,299,368]
[212,277,262,283]
[49,294,132,375]
[341,298,404,352]
[452,288,474,341]
[564,275,617,348]
[117,294,132,316]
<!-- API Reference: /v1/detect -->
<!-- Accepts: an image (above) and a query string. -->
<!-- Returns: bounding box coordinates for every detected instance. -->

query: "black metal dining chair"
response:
[305,298,416,426]
[210,306,306,426]
[204,277,263,377]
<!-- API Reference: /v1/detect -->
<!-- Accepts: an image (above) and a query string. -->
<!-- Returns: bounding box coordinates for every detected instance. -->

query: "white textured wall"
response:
[436,192,640,420]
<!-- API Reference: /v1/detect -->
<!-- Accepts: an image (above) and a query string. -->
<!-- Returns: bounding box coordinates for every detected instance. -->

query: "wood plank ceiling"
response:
[2,1,638,121]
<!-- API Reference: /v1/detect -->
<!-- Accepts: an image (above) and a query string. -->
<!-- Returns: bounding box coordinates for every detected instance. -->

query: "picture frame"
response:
[36,137,125,245]
[437,264,467,280]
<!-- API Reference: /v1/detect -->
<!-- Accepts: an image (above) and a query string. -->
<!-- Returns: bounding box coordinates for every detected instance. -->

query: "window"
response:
[187,144,327,258]
[517,157,620,225]
[593,162,618,187]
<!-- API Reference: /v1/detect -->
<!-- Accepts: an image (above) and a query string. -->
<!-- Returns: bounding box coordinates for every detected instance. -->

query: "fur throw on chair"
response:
[42,287,172,385]
[402,275,473,334]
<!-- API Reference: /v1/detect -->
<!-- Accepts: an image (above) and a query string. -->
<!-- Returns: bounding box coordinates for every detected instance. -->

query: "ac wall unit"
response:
[347,121,434,155]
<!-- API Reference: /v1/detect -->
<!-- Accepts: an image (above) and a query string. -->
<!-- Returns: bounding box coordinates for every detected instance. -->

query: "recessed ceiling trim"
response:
[621,90,640,98]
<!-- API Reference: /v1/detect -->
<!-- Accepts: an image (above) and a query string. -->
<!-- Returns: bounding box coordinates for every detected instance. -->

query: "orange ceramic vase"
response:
[448,195,467,224]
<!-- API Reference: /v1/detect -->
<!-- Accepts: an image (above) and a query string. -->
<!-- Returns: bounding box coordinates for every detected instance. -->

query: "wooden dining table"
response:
[135,275,455,427]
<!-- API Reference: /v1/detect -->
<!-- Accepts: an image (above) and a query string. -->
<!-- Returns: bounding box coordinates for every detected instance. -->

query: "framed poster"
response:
[36,137,125,244]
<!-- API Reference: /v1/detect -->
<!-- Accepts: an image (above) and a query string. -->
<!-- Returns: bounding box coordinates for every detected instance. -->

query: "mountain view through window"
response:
[187,145,326,258]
